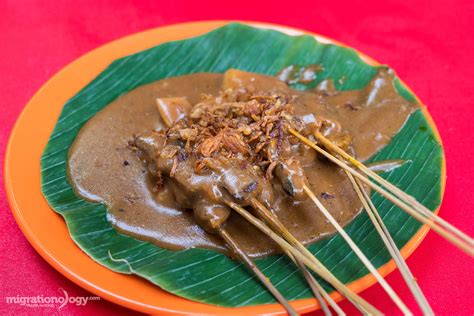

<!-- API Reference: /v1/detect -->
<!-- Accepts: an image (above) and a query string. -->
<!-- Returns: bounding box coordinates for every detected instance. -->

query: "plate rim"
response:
[4,20,446,315]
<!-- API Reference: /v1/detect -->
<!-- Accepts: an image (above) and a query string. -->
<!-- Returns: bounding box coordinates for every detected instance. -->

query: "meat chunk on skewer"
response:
[133,73,356,234]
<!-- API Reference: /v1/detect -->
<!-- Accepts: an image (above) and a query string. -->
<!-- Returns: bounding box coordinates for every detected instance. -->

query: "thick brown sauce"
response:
[68,69,415,258]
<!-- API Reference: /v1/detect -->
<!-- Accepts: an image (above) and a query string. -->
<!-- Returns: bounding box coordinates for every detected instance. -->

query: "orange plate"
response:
[4,21,445,315]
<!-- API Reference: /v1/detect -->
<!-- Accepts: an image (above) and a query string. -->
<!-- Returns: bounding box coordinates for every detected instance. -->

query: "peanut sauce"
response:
[68,68,415,257]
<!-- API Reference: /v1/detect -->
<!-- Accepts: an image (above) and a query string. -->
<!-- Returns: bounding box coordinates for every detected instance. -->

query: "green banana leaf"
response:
[40,23,443,307]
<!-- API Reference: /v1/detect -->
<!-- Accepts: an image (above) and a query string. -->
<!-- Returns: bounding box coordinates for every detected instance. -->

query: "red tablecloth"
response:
[1,1,473,315]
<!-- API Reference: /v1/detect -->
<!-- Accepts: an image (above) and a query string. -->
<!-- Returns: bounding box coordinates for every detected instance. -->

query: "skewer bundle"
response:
[131,73,473,316]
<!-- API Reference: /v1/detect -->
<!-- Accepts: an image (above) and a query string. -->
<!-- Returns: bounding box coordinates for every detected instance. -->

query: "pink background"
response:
[1,0,473,315]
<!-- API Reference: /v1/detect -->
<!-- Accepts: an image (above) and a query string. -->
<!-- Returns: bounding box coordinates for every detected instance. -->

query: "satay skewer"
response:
[221,205,338,316]
[296,262,345,316]
[217,227,298,316]
[285,251,335,316]
[345,171,434,315]
[288,128,474,255]
[296,258,342,316]
[248,199,335,315]
[250,199,369,315]
[227,201,382,315]
[314,131,472,247]
[302,185,412,315]
[250,199,346,316]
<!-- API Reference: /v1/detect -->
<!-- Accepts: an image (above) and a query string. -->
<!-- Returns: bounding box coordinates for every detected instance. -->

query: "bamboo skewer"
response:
[314,131,472,247]
[345,171,434,315]
[250,199,366,315]
[288,128,474,255]
[291,253,334,316]
[251,199,346,316]
[296,263,345,316]
[302,185,412,315]
[227,201,382,315]
[249,199,340,316]
[217,227,298,316]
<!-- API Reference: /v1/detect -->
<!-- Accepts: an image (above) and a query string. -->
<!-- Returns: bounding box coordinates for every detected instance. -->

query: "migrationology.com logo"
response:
[5,288,100,309]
